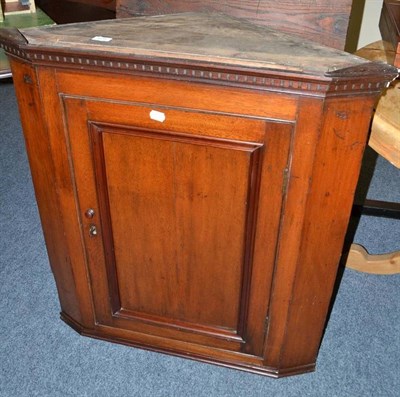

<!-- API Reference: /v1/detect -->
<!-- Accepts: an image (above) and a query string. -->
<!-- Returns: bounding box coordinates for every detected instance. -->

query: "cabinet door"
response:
[63,97,292,358]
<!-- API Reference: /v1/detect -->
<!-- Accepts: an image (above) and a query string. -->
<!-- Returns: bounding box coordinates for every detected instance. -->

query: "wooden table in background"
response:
[0,8,54,78]
[346,40,400,275]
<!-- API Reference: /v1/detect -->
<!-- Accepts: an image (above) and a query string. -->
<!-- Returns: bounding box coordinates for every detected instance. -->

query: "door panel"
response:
[99,126,262,331]
[63,97,292,357]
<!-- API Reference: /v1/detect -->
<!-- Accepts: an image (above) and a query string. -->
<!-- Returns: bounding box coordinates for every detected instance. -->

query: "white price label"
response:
[91,36,113,42]
[150,110,166,123]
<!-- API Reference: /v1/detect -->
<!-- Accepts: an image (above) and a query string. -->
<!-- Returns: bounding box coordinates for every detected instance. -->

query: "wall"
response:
[358,0,384,48]
[347,0,385,51]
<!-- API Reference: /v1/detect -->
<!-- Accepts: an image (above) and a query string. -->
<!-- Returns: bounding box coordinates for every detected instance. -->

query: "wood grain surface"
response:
[116,0,353,49]
[380,0,400,67]
[346,244,400,274]
[19,13,367,76]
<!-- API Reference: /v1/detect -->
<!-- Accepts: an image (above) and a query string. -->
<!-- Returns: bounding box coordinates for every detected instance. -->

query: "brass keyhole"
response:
[89,225,98,237]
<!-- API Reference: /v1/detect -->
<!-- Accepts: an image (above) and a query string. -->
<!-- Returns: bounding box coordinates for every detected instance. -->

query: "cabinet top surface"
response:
[15,12,382,78]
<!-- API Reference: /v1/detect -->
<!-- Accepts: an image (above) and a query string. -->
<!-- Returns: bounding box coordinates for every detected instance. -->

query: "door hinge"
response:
[264,315,270,332]
[282,168,289,193]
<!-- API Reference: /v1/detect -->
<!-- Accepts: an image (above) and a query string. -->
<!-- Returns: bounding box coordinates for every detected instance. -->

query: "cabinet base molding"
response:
[60,311,316,378]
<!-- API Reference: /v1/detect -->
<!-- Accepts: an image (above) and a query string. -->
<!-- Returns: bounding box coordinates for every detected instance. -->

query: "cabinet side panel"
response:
[263,97,325,369]
[35,67,96,329]
[9,60,82,322]
[279,96,376,369]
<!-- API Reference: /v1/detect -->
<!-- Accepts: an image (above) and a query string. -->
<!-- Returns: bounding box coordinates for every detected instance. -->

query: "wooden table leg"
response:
[346,244,400,275]
[351,41,400,275]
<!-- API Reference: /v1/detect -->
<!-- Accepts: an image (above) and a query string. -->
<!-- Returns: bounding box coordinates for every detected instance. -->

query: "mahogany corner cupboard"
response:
[0,13,397,378]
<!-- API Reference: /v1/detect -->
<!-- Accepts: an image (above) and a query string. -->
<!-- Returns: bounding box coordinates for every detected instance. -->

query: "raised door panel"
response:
[100,127,260,330]
[62,97,292,358]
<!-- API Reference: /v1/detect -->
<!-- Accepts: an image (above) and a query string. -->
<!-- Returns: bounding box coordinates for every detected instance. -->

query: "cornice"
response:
[1,28,397,97]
